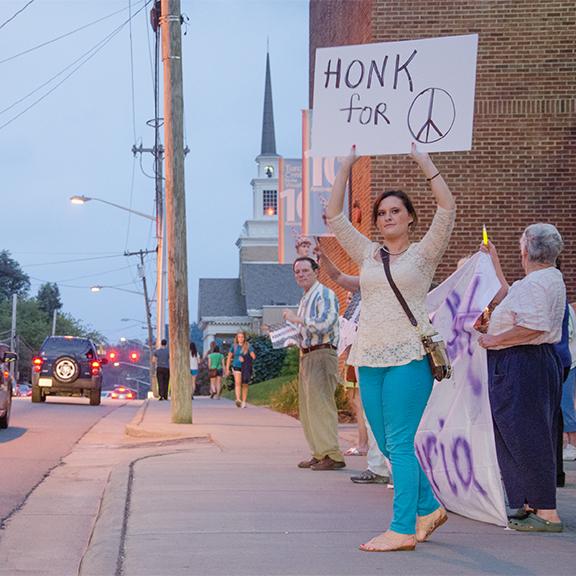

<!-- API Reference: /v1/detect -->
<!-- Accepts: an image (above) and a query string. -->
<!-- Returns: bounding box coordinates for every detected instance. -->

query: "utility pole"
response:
[51,309,57,336]
[124,249,157,396]
[161,0,191,423]
[10,294,17,380]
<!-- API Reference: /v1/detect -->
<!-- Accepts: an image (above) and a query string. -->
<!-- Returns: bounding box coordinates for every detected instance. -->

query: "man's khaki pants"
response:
[298,348,344,462]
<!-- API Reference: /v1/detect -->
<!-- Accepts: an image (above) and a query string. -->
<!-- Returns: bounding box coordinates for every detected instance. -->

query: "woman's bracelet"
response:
[426,172,441,182]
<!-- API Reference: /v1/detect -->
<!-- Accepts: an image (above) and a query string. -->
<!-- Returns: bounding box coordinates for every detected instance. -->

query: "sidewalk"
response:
[79,397,576,576]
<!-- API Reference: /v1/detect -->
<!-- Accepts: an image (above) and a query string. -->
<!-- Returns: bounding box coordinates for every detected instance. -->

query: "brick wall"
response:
[310,0,576,306]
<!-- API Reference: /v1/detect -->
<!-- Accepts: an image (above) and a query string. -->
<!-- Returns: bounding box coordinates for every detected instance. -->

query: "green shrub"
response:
[251,335,286,383]
[270,378,353,422]
[280,346,299,377]
[270,377,299,417]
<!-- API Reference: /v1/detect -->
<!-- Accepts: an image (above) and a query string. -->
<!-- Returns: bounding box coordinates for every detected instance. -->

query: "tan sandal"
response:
[416,507,448,542]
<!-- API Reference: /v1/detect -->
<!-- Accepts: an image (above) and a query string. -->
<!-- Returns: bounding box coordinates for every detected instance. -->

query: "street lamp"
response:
[70,195,155,221]
[90,285,144,296]
[70,193,166,349]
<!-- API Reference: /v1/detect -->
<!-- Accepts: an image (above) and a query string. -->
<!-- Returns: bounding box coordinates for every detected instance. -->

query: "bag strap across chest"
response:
[380,248,418,328]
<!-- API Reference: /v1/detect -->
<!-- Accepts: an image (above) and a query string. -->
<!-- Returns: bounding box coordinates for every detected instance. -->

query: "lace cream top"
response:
[328,206,455,367]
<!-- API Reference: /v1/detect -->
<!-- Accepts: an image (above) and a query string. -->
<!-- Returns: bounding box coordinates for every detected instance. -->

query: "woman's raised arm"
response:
[410,143,455,211]
[326,146,358,219]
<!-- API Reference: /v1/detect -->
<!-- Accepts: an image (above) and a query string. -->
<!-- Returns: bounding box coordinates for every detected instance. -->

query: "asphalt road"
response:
[0,397,119,524]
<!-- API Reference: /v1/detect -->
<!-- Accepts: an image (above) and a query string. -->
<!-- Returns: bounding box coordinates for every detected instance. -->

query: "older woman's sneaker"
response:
[562,444,576,461]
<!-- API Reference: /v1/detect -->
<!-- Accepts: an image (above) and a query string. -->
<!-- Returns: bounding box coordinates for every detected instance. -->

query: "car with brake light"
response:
[31,336,107,406]
[110,386,136,400]
[0,344,18,428]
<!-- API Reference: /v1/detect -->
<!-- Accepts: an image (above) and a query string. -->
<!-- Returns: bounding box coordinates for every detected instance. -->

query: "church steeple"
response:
[260,51,277,156]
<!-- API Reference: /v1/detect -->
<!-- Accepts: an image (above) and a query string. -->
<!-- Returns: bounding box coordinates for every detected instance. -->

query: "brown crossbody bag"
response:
[380,248,452,381]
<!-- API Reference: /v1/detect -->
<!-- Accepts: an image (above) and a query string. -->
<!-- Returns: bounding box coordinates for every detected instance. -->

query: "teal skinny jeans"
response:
[358,359,440,534]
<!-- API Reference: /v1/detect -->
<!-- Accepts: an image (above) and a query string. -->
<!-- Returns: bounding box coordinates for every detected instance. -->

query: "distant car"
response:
[0,344,18,429]
[110,386,136,400]
[16,383,32,397]
[31,336,107,406]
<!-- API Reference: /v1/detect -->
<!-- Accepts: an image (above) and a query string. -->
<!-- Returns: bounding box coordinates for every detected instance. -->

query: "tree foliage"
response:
[36,282,63,318]
[0,252,104,381]
[0,250,30,301]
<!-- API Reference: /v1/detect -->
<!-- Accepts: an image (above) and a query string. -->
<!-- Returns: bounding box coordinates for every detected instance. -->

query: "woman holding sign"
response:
[326,144,455,552]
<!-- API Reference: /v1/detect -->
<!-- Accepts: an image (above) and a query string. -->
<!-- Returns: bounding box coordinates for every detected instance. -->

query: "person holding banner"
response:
[326,144,455,552]
[478,225,566,533]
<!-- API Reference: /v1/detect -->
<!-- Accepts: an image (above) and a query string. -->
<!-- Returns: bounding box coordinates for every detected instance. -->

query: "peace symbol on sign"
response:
[407,88,456,144]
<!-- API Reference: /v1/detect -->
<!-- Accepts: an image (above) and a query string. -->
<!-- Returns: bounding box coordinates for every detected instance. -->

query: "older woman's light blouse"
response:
[327,206,455,367]
[488,267,566,349]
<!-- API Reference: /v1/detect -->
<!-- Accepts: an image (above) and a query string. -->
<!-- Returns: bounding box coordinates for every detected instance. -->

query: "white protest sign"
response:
[269,322,300,349]
[416,252,507,527]
[311,34,478,157]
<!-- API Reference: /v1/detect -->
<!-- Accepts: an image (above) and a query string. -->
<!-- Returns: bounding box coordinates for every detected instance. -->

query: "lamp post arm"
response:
[92,198,155,221]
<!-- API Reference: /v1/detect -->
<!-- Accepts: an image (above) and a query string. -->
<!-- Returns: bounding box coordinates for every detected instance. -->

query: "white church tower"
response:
[236,51,279,264]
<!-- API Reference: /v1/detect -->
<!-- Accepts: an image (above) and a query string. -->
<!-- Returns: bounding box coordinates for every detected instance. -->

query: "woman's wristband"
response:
[426,172,441,182]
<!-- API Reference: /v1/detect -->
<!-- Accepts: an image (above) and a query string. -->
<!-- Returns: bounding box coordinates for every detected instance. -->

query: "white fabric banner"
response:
[416,252,508,527]
[311,34,478,157]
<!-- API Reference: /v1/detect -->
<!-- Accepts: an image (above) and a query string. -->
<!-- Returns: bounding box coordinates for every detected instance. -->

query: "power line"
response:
[30,264,135,284]
[21,254,127,267]
[127,0,138,143]
[0,0,36,32]
[0,0,153,132]
[0,0,146,65]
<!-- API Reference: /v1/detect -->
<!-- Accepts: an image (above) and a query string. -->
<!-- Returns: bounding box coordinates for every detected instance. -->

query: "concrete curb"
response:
[78,464,129,576]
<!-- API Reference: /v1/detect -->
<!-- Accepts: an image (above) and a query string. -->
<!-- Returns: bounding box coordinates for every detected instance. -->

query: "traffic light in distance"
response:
[107,349,118,361]
[129,351,140,363]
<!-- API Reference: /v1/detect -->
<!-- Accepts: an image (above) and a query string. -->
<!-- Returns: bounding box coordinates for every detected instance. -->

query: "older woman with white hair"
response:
[479,223,566,533]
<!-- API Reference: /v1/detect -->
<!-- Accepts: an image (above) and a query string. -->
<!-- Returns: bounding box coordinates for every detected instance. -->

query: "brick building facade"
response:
[310,0,575,304]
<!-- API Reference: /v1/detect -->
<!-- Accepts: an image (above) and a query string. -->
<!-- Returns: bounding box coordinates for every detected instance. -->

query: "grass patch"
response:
[220,374,295,406]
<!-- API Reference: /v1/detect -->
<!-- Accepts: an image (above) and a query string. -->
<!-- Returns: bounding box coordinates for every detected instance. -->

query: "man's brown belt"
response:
[300,343,336,355]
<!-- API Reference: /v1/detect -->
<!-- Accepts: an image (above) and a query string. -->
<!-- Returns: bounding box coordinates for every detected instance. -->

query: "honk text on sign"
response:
[311,34,478,157]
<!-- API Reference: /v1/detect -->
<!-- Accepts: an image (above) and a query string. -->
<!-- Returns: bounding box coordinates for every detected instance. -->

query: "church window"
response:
[263,189,277,216]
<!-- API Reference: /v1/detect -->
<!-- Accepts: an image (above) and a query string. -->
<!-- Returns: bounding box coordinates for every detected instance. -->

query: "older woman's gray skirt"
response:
[488,344,563,510]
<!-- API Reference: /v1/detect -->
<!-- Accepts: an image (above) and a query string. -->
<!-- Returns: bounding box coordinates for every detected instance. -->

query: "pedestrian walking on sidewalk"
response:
[326,144,455,552]
[284,256,345,472]
[226,332,255,408]
[239,338,256,408]
[208,345,225,399]
[153,339,170,401]
[189,342,199,398]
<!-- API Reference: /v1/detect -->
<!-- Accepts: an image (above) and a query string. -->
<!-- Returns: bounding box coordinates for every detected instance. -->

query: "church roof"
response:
[198,265,301,323]
[260,52,277,156]
[198,278,247,319]
[241,263,301,311]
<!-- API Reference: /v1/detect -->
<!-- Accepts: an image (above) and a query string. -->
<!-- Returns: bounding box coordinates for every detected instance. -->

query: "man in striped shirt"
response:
[283,256,345,471]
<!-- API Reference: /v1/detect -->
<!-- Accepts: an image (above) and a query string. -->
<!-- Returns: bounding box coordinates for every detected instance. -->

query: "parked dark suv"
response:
[31,336,107,406]
[0,344,18,428]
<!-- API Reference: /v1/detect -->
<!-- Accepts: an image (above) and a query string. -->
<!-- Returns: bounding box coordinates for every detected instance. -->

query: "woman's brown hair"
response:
[371,190,418,230]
